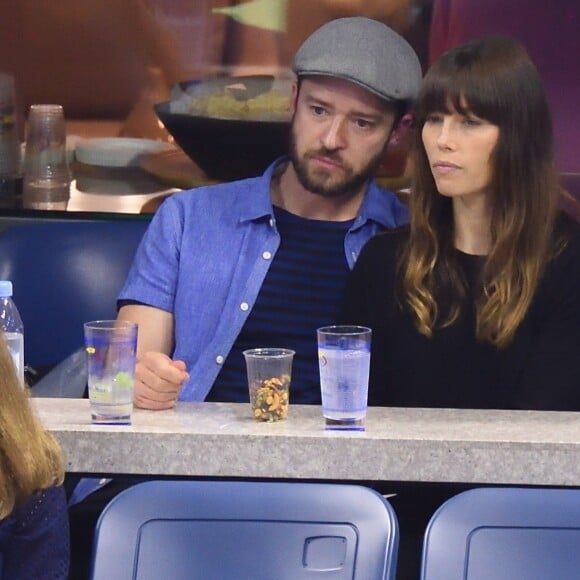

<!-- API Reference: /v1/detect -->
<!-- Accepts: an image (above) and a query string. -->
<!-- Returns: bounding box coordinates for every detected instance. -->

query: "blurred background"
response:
[0,0,577,180]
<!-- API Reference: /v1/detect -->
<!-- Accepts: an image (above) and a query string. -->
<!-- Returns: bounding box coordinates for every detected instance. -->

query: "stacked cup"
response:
[0,73,22,207]
[22,104,70,210]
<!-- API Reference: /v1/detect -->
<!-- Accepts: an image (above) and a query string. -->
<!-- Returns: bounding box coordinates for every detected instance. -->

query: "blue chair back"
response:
[90,480,399,580]
[0,218,149,370]
[421,487,580,579]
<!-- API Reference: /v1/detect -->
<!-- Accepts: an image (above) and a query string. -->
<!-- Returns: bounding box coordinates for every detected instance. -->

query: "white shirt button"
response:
[262,251,272,260]
[269,218,275,227]
[216,355,224,364]
[240,302,249,311]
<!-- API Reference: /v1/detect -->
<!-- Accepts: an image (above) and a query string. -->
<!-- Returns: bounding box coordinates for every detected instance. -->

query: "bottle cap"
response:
[0,280,13,297]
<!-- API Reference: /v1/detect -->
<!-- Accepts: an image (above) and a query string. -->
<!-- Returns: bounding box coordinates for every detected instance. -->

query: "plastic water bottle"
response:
[0,280,25,384]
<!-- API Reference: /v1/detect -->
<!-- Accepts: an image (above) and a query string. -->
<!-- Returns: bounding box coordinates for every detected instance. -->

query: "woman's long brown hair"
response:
[402,36,561,347]
[0,335,64,518]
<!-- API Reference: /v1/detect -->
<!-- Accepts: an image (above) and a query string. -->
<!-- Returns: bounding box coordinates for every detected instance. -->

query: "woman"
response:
[0,335,69,579]
[343,37,580,580]
[343,35,580,410]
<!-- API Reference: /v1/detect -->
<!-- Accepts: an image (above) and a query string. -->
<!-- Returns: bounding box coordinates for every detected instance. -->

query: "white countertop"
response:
[33,398,580,486]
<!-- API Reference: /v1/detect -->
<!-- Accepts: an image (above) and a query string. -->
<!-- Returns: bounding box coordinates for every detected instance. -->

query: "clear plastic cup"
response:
[23,104,71,210]
[84,320,138,425]
[243,348,295,422]
[317,325,372,430]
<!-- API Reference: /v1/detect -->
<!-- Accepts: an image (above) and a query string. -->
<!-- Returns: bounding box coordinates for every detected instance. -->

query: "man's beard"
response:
[289,125,386,199]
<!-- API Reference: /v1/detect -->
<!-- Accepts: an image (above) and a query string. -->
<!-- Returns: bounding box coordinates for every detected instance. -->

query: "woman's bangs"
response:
[419,64,499,122]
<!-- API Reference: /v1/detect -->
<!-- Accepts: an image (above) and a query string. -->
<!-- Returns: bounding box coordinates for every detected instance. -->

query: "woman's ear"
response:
[388,113,414,146]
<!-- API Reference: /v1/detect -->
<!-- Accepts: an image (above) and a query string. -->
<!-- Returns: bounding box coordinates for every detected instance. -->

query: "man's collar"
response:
[352,179,408,229]
[237,157,406,228]
[237,158,288,223]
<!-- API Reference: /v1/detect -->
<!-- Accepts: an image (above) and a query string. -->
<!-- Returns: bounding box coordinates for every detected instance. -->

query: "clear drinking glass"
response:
[317,325,372,430]
[84,320,138,425]
[22,104,70,210]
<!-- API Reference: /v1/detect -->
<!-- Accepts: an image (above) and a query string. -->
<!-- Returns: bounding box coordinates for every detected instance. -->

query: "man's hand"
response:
[134,351,189,410]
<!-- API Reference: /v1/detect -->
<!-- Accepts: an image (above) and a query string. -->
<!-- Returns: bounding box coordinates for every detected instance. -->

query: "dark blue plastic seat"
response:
[0,218,149,371]
[90,480,400,580]
[421,487,580,579]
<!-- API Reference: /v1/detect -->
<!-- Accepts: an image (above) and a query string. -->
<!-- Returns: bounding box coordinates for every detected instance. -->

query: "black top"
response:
[342,215,580,411]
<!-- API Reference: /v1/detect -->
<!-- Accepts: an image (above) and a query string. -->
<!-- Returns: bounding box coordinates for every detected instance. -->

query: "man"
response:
[118,16,422,409]
[68,18,421,579]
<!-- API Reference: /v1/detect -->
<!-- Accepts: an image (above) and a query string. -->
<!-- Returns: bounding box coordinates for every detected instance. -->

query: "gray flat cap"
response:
[293,17,422,102]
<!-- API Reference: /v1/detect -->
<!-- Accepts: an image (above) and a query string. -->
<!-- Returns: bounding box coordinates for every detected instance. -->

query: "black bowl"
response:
[154,75,292,181]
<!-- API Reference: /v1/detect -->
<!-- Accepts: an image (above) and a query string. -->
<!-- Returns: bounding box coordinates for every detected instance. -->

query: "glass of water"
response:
[84,320,138,425]
[317,325,372,431]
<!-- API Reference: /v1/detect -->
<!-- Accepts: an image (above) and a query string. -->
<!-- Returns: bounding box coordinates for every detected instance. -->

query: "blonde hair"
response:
[0,334,64,518]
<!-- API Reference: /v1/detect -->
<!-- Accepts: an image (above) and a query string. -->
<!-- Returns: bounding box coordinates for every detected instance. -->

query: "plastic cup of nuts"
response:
[243,348,295,422]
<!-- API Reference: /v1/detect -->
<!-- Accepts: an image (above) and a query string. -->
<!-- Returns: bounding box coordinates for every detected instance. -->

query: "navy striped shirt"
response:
[208,205,354,404]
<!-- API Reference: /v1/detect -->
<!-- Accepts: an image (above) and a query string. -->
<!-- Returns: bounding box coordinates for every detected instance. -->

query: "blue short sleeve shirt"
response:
[119,158,408,401]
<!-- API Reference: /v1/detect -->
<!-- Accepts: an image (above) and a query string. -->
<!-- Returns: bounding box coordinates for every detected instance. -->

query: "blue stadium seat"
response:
[421,486,580,579]
[0,218,149,372]
[90,480,400,580]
